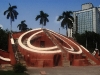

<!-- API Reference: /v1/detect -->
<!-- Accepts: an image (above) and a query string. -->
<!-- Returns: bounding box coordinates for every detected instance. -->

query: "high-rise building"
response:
[73,3,100,34]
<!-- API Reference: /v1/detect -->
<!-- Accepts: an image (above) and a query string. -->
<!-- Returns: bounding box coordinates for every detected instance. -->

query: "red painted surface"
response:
[0,49,10,64]
[72,59,90,66]
[8,35,16,65]
[18,44,62,67]
[24,53,62,67]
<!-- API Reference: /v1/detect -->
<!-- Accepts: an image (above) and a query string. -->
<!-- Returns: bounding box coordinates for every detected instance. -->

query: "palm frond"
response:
[68,16,74,22]
[59,11,74,30]
[36,10,49,26]
[35,15,41,21]
[4,10,8,15]
[23,20,26,22]
[68,11,73,14]
[46,18,49,22]
[21,20,26,24]
[7,12,10,19]
[40,11,44,15]
[40,18,43,25]
[45,13,49,17]
[57,16,63,21]
[44,18,49,26]
[62,11,66,17]
[4,3,18,21]
[12,10,18,19]
[13,10,18,15]
[68,22,73,29]
[17,24,20,28]
[61,18,67,28]
[12,6,17,9]
[11,12,14,21]
[43,18,46,26]
[61,23,65,28]
[9,3,11,7]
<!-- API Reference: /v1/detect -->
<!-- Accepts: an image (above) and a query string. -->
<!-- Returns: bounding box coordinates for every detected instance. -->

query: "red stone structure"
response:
[0,28,100,67]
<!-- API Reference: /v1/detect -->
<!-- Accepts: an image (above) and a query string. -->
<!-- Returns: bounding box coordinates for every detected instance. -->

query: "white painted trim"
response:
[18,28,82,54]
[18,28,61,53]
[11,38,15,44]
[47,29,82,54]
[0,56,11,61]
[80,45,89,52]
[27,30,58,50]
[48,32,74,51]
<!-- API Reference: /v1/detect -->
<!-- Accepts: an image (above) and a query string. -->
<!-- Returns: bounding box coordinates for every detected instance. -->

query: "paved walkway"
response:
[27,66,100,75]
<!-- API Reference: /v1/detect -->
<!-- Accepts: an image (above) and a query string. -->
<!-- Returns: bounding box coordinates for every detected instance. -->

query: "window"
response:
[40,41,45,47]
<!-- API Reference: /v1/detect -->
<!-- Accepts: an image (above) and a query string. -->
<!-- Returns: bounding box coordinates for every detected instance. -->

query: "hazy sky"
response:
[0,0,100,35]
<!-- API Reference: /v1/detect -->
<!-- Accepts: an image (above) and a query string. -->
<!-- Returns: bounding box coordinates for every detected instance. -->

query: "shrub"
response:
[13,63,27,73]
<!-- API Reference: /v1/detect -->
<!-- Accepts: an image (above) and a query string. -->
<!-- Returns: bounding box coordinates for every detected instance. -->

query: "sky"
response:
[0,0,100,35]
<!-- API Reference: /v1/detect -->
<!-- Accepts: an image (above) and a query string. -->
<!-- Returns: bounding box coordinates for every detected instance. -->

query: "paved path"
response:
[27,66,100,75]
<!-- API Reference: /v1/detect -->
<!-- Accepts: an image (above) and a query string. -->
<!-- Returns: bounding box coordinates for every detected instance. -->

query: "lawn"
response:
[0,70,28,75]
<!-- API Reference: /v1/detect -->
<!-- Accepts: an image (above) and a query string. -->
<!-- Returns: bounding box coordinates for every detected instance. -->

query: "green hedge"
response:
[13,63,27,73]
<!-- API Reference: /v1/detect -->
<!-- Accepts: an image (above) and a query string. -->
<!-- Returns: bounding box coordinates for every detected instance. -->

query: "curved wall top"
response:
[18,28,82,54]
[18,28,61,53]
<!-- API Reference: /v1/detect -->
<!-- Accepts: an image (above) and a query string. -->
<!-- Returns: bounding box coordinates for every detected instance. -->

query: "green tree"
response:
[35,11,49,28]
[0,28,10,51]
[17,20,28,31]
[74,31,100,52]
[13,63,27,73]
[57,11,74,36]
[4,3,18,32]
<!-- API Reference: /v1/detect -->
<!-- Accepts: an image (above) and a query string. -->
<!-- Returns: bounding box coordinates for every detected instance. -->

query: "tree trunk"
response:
[67,28,72,37]
[66,26,68,36]
[10,13,12,33]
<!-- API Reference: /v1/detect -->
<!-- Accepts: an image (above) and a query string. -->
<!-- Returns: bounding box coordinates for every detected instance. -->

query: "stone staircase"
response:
[81,53,96,66]
[17,51,26,66]
[12,36,26,65]
[14,38,26,65]
[88,58,96,65]
[23,38,28,46]
[43,29,70,67]
[12,44,19,62]
[62,59,70,67]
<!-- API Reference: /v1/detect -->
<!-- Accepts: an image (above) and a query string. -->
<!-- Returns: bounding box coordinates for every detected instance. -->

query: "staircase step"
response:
[0,64,12,70]
[88,59,96,65]
[63,60,70,66]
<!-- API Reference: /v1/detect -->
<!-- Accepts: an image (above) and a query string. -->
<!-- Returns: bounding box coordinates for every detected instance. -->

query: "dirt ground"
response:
[27,66,100,75]
[0,65,100,75]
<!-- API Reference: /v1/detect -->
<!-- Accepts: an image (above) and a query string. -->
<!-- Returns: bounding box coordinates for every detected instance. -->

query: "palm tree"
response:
[57,11,74,37]
[4,3,18,32]
[17,20,28,31]
[35,11,49,28]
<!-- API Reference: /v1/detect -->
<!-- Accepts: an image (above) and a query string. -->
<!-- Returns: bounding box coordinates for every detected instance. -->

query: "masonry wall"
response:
[0,49,10,64]
[10,32,62,67]
[8,30,100,67]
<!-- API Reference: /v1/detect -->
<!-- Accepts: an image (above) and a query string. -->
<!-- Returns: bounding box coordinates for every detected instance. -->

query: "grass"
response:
[0,70,28,75]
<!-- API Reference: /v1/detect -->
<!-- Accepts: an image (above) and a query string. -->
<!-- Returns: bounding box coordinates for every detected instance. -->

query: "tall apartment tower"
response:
[73,3,100,34]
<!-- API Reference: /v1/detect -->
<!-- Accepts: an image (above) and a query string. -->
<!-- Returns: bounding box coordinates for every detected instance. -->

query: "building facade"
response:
[73,3,100,34]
